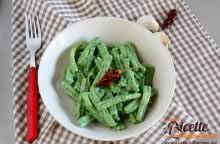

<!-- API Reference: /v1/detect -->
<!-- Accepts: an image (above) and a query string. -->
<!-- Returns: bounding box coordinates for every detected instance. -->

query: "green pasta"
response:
[121,58,130,70]
[125,70,139,92]
[86,67,97,86]
[125,43,146,71]
[117,102,123,112]
[124,99,139,114]
[109,105,120,121]
[81,92,104,124]
[128,113,137,124]
[145,64,155,86]
[112,48,123,69]
[136,86,152,122]
[80,78,87,92]
[117,76,127,87]
[98,93,141,110]
[77,115,94,127]
[97,38,111,58]
[89,90,117,127]
[94,57,103,70]
[90,55,112,90]
[61,37,157,130]
[69,41,87,72]
[99,109,117,127]
[115,122,126,131]
[77,38,99,75]
[75,97,83,120]
[119,45,127,58]
[60,80,78,100]
[110,84,121,94]
[64,67,74,84]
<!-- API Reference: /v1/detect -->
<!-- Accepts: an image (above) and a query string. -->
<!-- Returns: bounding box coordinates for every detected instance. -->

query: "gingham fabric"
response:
[11,0,220,143]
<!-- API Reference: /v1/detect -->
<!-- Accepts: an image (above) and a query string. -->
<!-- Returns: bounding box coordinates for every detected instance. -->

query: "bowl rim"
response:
[38,17,176,141]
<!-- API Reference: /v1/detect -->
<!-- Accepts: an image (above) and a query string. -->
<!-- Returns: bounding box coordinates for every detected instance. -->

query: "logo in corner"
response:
[162,117,218,140]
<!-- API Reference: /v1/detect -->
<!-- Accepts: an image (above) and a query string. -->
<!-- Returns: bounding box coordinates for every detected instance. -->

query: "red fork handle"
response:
[26,66,38,142]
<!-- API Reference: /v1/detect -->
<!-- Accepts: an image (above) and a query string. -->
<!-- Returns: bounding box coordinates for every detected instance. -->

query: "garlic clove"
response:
[154,31,170,47]
[137,15,160,32]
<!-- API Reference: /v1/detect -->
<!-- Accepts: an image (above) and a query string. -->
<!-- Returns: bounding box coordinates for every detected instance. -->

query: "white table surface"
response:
[0,0,219,143]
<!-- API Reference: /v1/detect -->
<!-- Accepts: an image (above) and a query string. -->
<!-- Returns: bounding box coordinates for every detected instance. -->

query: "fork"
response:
[25,14,41,142]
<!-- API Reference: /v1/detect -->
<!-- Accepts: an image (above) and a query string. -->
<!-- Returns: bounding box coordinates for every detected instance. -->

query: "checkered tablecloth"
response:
[11,0,220,143]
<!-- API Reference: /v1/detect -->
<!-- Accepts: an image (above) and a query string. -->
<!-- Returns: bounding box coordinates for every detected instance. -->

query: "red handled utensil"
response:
[25,14,41,142]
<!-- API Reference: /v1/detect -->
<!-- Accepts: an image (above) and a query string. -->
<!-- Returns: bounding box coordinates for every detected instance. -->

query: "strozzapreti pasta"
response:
[61,37,157,130]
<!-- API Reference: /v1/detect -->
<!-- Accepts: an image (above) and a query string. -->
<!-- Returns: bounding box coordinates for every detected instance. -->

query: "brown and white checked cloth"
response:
[11,0,220,143]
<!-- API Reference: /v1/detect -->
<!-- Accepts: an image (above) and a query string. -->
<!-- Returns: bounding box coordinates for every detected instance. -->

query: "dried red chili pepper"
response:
[96,69,122,87]
[161,9,177,30]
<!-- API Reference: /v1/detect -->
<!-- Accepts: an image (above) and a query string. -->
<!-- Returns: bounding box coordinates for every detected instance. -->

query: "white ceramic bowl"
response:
[38,17,176,141]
